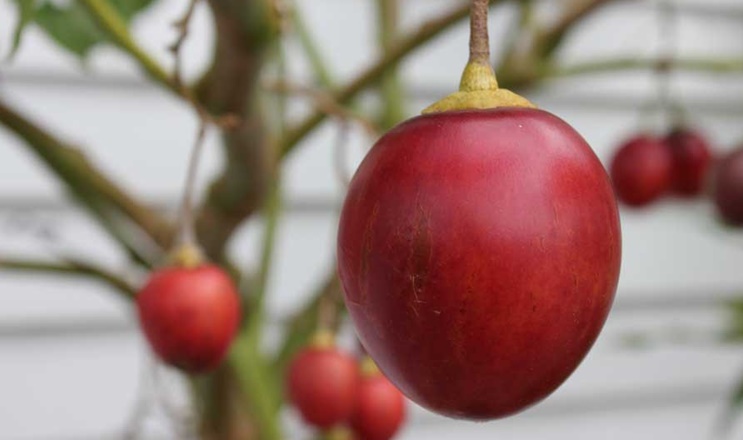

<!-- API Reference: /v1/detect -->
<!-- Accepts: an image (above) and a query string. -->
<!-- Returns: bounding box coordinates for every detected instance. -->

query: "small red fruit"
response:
[351,359,406,440]
[287,333,359,429]
[610,134,673,206]
[136,261,240,373]
[713,147,743,225]
[665,128,713,196]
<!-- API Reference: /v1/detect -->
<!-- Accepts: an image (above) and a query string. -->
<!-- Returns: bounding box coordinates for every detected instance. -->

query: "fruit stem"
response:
[469,0,491,67]
[459,0,499,93]
[176,121,207,250]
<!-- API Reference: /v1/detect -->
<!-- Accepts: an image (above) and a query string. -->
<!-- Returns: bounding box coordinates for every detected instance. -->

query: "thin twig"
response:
[167,0,240,130]
[176,122,208,246]
[0,256,137,300]
[0,98,170,251]
[542,56,743,78]
[279,0,508,158]
[317,287,338,331]
[333,120,353,188]
[169,0,202,91]
[266,80,380,137]
[291,2,336,88]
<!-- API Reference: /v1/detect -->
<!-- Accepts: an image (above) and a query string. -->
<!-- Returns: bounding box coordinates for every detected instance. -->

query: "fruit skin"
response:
[351,373,406,440]
[136,265,241,373]
[337,108,621,420]
[665,128,713,196]
[287,346,359,429]
[609,134,673,207]
[713,147,743,225]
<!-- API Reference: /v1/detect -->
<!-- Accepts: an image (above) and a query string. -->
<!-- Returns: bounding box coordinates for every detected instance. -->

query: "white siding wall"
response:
[2,0,743,439]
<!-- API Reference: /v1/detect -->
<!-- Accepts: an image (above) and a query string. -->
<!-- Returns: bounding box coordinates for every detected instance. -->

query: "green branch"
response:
[226,181,283,440]
[376,0,407,130]
[79,0,179,96]
[272,270,343,373]
[279,0,507,158]
[246,181,282,349]
[0,98,171,252]
[292,5,336,88]
[544,57,743,78]
[0,256,137,300]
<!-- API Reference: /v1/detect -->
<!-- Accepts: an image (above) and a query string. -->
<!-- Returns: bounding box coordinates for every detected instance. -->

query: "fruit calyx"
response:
[422,0,534,114]
[423,61,534,114]
[360,356,381,378]
[310,329,336,349]
[167,243,205,269]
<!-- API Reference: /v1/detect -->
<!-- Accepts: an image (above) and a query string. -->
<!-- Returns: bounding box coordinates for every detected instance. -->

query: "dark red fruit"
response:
[338,108,621,419]
[287,341,359,428]
[351,364,406,440]
[136,264,240,373]
[665,128,713,196]
[713,147,743,225]
[609,134,673,206]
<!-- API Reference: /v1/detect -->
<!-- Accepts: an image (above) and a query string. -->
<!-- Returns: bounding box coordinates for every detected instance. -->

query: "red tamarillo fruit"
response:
[610,134,673,207]
[136,245,241,373]
[336,0,620,420]
[287,332,360,429]
[665,128,713,197]
[714,147,743,225]
[351,358,406,440]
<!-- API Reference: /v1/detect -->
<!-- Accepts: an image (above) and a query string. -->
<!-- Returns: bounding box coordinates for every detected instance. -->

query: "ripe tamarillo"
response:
[337,2,621,420]
[287,332,360,429]
[351,358,406,440]
[136,246,240,373]
[713,147,743,225]
[665,128,713,197]
[610,135,672,207]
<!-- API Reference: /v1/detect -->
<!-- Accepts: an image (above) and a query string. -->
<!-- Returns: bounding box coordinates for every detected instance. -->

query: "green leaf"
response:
[8,0,37,60]
[25,0,157,59]
[35,2,105,58]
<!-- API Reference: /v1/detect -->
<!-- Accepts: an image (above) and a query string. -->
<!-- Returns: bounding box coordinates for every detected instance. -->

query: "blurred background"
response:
[2,0,743,439]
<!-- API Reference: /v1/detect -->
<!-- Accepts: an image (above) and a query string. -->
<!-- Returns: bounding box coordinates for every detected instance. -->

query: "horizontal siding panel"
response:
[2,203,742,321]
[0,312,741,439]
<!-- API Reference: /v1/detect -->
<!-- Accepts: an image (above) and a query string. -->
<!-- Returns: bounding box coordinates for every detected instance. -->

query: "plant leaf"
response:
[29,0,157,59]
[8,0,37,60]
[34,2,105,58]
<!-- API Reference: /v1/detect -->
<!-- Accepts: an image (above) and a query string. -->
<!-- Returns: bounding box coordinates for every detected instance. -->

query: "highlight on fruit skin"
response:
[136,263,241,374]
[713,147,743,225]
[286,333,360,429]
[610,134,673,207]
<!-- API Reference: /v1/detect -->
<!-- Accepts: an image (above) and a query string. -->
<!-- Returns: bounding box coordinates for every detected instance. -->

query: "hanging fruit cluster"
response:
[287,331,407,440]
[608,127,743,227]
[337,0,620,421]
[609,127,713,207]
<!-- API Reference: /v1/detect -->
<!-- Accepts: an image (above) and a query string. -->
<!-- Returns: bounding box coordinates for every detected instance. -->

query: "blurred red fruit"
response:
[610,134,673,206]
[713,147,743,225]
[287,336,359,429]
[665,128,713,197]
[137,264,241,373]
